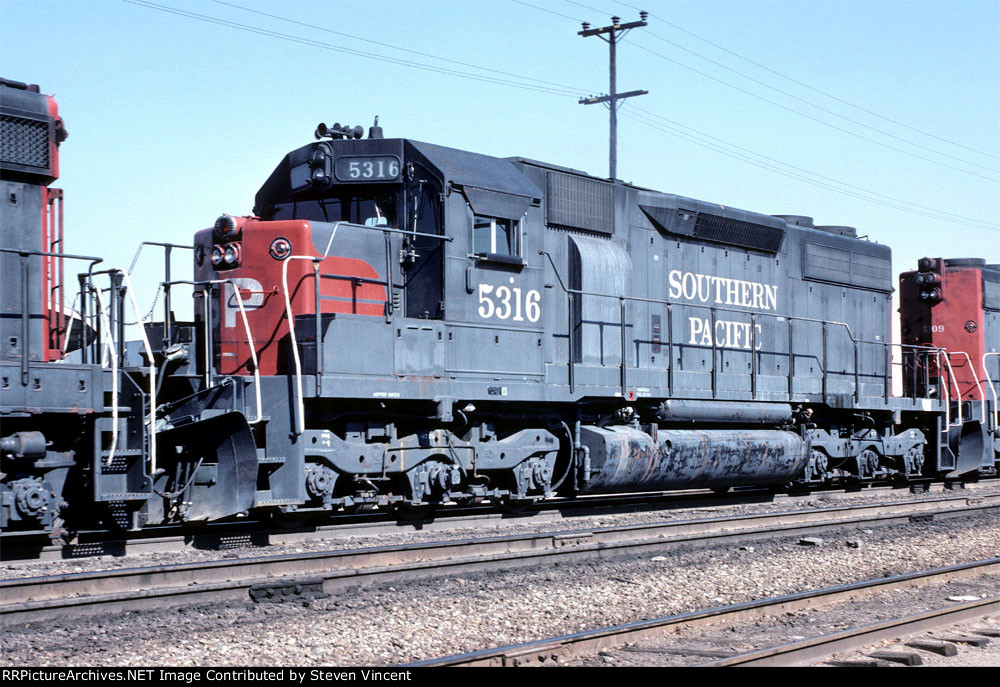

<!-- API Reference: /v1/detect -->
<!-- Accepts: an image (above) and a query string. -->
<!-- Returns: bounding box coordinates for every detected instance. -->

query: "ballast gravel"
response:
[2,504,998,666]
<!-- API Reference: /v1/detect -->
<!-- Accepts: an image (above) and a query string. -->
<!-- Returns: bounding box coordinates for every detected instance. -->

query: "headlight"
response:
[211,243,241,269]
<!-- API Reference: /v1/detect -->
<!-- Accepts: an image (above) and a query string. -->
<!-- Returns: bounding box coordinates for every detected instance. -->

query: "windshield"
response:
[265,189,399,227]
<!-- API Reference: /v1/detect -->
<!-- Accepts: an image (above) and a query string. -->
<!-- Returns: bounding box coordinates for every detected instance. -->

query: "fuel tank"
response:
[578,426,808,492]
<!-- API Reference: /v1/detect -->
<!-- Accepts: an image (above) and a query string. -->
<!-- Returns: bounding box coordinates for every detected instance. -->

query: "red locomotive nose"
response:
[901,257,990,402]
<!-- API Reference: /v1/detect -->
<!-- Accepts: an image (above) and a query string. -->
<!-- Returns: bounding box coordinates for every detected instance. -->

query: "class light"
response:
[269,237,291,260]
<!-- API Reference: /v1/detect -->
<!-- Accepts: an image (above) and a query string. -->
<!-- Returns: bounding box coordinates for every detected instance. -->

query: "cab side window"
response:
[473,214,520,257]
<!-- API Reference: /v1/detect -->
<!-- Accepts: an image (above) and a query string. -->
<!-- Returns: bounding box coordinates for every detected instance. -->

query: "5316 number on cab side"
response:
[477,280,541,323]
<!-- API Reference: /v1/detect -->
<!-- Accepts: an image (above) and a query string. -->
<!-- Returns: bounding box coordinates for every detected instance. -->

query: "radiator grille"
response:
[803,242,891,292]
[693,213,784,253]
[546,171,614,234]
[1,115,50,170]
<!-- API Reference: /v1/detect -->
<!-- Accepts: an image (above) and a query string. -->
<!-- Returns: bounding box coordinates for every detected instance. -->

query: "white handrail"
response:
[938,351,963,427]
[984,352,1000,430]
[282,256,312,436]
[58,292,81,360]
[280,223,343,436]
[209,278,262,424]
[937,351,950,430]
[948,350,986,424]
[117,270,157,475]
[93,285,119,466]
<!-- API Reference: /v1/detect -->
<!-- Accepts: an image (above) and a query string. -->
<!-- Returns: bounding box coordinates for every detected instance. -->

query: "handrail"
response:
[315,220,452,244]
[170,279,264,425]
[127,241,194,344]
[938,351,963,428]
[539,249,864,343]
[118,270,157,474]
[282,255,321,436]
[939,351,951,429]
[126,241,194,274]
[93,282,119,466]
[0,247,103,381]
[87,268,158,473]
[219,280,262,424]
[538,249,940,402]
[59,291,82,358]
[947,350,986,424]
[283,226,346,436]
[982,352,999,430]
[0,246,103,262]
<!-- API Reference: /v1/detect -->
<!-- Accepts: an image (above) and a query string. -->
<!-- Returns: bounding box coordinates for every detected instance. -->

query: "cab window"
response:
[473,215,520,257]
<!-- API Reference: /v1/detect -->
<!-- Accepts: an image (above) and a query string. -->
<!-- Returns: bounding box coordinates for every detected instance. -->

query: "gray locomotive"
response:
[2,84,998,537]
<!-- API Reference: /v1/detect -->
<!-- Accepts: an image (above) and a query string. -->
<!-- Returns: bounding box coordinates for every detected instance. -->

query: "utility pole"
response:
[579,12,648,181]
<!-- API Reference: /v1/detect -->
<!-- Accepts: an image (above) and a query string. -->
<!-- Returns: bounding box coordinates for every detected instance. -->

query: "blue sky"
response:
[2,0,998,322]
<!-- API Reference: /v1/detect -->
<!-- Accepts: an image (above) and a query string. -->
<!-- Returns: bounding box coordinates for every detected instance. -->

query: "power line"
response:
[511,0,585,23]
[628,41,1000,183]
[629,105,1000,228]
[622,105,1000,232]
[633,31,1000,174]
[124,0,998,232]
[613,0,1000,162]
[122,0,584,98]
[561,1,998,180]
[211,0,591,96]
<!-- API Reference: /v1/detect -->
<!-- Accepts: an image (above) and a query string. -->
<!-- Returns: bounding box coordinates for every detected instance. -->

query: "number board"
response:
[334,155,401,182]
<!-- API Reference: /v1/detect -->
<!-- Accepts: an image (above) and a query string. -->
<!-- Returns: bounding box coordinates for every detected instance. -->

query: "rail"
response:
[411,556,1000,666]
[6,500,995,627]
[538,249,941,405]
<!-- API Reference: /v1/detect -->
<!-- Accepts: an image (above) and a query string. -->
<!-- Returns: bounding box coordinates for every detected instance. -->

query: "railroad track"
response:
[2,492,996,628]
[0,488,742,562]
[3,479,991,563]
[411,559,1000,667]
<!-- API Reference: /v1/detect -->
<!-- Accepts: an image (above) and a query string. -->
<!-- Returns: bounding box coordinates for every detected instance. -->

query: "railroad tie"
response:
[937,634,990,648]
[904,639,958,656]
[970,628,1000,638]
[825,659,894,667]
[865,650,923,666]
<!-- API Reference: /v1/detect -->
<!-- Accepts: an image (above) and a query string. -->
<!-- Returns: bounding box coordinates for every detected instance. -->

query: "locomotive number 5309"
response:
[478,279,541,323]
